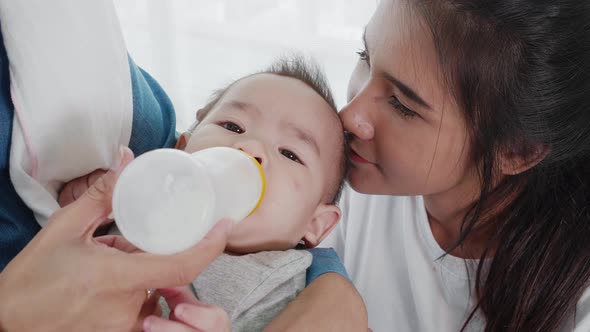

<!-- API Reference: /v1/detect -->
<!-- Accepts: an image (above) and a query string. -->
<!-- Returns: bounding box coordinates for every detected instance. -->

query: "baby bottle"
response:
[112,147,266,255]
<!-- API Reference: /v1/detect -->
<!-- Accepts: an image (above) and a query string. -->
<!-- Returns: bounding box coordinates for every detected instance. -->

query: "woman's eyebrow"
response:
[382,73,432,110]
[363,28,432,110]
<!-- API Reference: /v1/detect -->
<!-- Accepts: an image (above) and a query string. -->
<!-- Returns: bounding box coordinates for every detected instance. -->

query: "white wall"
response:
[114,0,377,130]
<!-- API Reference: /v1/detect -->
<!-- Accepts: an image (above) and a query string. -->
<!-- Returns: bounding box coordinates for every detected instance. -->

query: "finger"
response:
[173,302,230,332]
[143,315,198,332]
[56,146,134,238]
[158,287,199,315]
[87,169,108,188]
[94,235,143,253]
[58,168,108,207]
[57,182,76,207]
[75,169,108,201]
[71,177,89,202]
[70,169,108,202]
[117,219,232,290]
[131,292,162,331]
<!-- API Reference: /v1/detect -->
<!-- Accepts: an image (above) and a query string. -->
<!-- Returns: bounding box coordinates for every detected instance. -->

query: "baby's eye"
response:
[280,149,303,165]
[221,122,244,134]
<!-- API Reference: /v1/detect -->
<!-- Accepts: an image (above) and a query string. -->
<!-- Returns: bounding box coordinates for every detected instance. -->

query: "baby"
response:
[59,56,349,330]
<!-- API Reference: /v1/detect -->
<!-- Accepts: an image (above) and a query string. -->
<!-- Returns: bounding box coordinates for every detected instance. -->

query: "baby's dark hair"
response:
[190,55,349,204]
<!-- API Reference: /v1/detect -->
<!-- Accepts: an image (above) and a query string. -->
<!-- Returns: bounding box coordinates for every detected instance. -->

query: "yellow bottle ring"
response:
[243,153,266,217]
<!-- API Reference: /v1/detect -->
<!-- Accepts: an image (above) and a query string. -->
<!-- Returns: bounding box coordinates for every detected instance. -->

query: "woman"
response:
[151,0,590,330]
[3,0,590,330]
[284,0,590,331]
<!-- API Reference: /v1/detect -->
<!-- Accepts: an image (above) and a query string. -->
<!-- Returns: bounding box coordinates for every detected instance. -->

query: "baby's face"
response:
[181,74,343,252]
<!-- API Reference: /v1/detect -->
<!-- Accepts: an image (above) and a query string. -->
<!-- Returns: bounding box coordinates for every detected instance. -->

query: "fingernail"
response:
[111,146,125,172]
[143,318,152,332]
[175,305,185,319]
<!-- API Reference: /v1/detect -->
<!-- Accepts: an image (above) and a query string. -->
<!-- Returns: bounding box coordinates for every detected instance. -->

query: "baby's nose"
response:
[234,140,267,167]
[240,150,265,167]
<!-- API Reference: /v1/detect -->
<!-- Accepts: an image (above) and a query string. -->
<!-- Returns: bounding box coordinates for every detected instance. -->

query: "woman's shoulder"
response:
[571,286,590,331]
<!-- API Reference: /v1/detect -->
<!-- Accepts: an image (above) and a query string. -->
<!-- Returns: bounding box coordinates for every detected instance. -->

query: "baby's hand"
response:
[58,169,107,207]
[144,286,230,332]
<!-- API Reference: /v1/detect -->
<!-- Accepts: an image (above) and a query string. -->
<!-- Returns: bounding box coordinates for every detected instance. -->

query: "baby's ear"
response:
[302,204,341,248]
[175,132,191,150]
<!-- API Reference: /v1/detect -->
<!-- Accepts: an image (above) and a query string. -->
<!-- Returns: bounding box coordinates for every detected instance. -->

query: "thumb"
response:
[118,219,233,290]
[57,146,134,237]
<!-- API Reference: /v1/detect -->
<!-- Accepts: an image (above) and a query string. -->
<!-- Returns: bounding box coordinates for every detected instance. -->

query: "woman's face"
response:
[341,0,477,196]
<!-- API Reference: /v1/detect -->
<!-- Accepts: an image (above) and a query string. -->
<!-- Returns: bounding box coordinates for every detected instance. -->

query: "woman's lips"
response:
[350,149,372,164]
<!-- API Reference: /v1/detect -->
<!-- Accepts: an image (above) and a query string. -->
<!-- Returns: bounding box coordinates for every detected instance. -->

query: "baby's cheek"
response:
[291,177,316,200]
[291,178,303,192]
[288,177,322,206]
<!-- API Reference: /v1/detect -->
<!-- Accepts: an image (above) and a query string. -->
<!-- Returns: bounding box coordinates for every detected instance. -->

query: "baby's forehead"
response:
[221,73,320,102]
[216,74,339,125]
[212,72,343,152]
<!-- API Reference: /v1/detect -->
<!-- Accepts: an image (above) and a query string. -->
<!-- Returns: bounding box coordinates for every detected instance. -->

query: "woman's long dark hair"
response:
[414,1,590,331]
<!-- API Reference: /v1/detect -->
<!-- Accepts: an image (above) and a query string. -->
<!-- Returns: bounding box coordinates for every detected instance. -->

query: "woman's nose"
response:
[233,140,268,168]
[339,92,375,141]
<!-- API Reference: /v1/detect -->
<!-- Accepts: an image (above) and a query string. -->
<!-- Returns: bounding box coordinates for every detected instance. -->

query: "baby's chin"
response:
[223,214,266,253]
[224,229,296,255]
[223,224,257,254]
[224,239,266,255]
[224,228,270,254]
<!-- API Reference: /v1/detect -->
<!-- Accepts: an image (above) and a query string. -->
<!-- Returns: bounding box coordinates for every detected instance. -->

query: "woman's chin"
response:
[348,167,410,195]
[348,167,383,194]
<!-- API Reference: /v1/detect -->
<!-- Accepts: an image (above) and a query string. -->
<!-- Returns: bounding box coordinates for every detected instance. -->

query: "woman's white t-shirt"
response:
[320,187,590,332]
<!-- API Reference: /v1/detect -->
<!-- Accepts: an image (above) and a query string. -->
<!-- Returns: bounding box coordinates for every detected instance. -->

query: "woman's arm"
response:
[263,272,368,331]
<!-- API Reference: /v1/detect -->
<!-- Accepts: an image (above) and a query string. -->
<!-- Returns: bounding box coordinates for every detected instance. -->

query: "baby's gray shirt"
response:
[192,249,312,332]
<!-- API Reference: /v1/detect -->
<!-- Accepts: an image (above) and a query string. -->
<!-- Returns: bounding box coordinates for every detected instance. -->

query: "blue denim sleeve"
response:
[306,248,351,286]
[128,57,178,154]
[0,31,41,271]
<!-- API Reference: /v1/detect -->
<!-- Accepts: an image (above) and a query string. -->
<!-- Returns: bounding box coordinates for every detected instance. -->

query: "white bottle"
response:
[112,147,266,255]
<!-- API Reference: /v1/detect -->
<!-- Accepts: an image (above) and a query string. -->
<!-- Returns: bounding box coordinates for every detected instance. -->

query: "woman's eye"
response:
[389,96,417,118]
[221,122,244,133]
[280,149,303,164]
[356,49,370,65]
